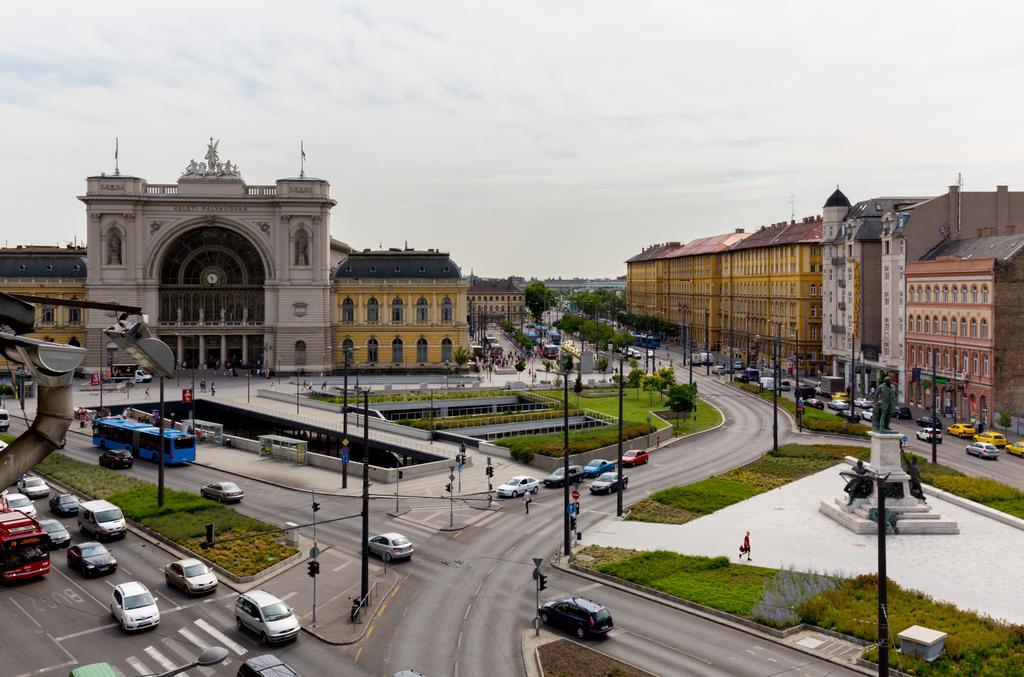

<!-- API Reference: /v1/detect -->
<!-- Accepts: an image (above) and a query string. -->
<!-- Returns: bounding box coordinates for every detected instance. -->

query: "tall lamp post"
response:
[931,349,938,464]
[704,309,710,376]
[772,328,780,452]
[793,328,802,432]
[561,356,572,558]
[616,352,625,517]
[102,341,118,414]
[340,345,360,490]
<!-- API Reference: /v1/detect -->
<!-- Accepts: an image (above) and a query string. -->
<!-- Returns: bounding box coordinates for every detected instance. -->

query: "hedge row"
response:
[495,421,657,459]
[400,408,584,431]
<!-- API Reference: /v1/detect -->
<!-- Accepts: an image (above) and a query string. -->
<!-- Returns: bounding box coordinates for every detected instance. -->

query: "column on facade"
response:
[176,335,183,367]
[199,335,206,367]
[220,334,227,367]
[242,334,248,364]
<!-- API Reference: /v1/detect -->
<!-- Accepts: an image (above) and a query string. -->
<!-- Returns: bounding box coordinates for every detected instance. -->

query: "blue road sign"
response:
[900,435,909,445]
[457,463,462,474]
[341,446,350,464]
[567,504,576,515]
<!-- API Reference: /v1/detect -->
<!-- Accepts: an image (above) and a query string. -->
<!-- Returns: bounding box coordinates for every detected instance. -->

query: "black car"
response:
[895,406,913,420]
[917,416,942,428]
[236,654,298,677]
[542,465,585,488]
[67,541,117,577]
[802,398,826,410]
[99,449,134,469]
[589,472,628,494]
[539,597,614,639]
[39,518,71,549]
[48,492,79,516]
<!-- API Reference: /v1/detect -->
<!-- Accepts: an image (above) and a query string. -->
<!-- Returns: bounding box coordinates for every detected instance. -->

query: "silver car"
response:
[164,558,218,595]
[235,590,300,644]
[966,442,999,460]
[368,533,414,560]
[17,476,49,499]
[200,481,244,503]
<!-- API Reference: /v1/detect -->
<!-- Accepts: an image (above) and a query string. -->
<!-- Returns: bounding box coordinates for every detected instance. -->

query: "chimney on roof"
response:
[735,228,745,233]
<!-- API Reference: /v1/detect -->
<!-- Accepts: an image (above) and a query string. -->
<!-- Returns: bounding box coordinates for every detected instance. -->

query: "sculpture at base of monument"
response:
[903,452,926,502]
[870,371,899,434]
[842,459,872,505]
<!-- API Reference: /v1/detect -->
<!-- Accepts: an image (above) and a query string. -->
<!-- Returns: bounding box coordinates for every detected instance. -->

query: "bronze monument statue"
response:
[903,452,926,502]
[842,459,873,505]
[870,372,899,433]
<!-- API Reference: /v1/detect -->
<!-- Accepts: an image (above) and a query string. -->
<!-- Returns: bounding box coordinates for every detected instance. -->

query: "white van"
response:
[759,376,776,391]
[78,500,127,541]
[0,408,9,432]
[134,370,152,383]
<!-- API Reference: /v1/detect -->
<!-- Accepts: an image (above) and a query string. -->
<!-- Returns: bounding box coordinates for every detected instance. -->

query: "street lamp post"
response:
[931,350,938,464]
[794,328,802,433]
[158,374,166,506]
[616,354,625,517]
[561,358,571,558]
[705,309,710,376]
[360,389,370,603]
[772,328,779,453]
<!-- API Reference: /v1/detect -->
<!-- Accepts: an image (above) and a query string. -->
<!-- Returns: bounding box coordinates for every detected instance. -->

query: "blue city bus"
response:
[91,418,197,464]
[547,329,561,345]
[633,334,661,350]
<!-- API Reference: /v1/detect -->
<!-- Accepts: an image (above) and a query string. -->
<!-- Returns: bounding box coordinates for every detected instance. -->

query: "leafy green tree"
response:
[573,372,584,406]
[641,374,661,405]
[627,366,645,397]
[656,366,676,395]
[596,356,609,373]
[514,358,526,381]
[524,281,556,321]
[452,346,472,368]
[666,383,697,431]
[998,411,1013,432]
[612,330,635,352]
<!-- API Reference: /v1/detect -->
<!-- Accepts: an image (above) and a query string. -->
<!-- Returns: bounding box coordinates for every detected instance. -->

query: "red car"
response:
[622,450,649,467]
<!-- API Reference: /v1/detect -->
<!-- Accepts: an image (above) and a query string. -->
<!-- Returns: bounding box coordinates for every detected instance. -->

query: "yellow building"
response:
[333,249,470,368]
[626,217,823,371]
[0,246,88,349]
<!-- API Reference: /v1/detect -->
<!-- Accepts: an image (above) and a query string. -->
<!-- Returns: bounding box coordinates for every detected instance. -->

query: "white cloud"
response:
[1,1,1023,276]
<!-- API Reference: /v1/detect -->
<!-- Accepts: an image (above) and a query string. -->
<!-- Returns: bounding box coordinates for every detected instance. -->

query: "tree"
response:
[627,366,645,398]
[656,366,676,396]
[596,356,609,373]
[612,330,635,352]
[514,358,526,381]
[998,411,1013,433]
[666,383,697,431]
[524,281,556,322]
[641,374,661,406]
[573,371,583,406]
[452,346,472,368]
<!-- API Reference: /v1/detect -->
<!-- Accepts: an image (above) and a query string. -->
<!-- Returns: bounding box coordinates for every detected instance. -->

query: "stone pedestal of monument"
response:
[819,432,959,534]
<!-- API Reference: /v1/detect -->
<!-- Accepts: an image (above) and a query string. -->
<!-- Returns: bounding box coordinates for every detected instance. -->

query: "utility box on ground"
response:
[898,625,947,662]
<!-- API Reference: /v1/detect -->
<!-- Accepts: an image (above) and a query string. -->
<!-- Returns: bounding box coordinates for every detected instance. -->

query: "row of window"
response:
[908,314,988,339]
[341,297,454,323]
[909,283,989,304]
[38,304,81,325]
[909,344,990,378]
[341,337,454,364]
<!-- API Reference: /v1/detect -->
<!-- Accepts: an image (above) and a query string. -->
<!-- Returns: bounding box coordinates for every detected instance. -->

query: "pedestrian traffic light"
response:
[398,470,404,480]
[202,523,215,549]
[570,516,578,532]
[538,573,548,591]
[312,500,320,513]
[445,483,452,493]
[307,560,320,577]
[485,465,494,478]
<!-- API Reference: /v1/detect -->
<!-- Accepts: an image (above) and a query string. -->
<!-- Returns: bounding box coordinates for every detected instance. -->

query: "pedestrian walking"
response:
[199,378,206,393]
[738,531,751,561]
[210,381,216,397]
[523,491,532,514]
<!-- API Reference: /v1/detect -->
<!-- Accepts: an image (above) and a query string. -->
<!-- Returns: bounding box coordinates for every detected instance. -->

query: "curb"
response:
[552,557,875,676]
[301,572,402,646]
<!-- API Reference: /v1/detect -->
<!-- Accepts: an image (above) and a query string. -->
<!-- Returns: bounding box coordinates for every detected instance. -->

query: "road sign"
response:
[457,463,462,474]
[532,557,543,568]
[573,501,580,513]
[571,489,580,501]
[341,446,349,464]
[900,435,909,445]
[449,472,455,482]
[342,438,349,447]
[567,504,576,515]
[309,545,320,559]
[182,388,193,402]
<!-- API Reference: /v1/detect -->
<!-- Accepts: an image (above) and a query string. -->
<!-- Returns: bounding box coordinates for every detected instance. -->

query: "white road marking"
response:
[143,645,178,671]
[10,598,42,628]
[178,625,210,649]
[278,591,298,602]
[332,560,353,572]
[194,618,247,656]
[126,656,151,675]
[53,623,118,641]
[464,603,472,620]
[162,636,201,664]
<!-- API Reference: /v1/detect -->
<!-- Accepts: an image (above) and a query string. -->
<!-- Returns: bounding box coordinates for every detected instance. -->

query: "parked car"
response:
[67,541,117,577]
[17,475,49,499]
[78,499,127,541]
[589,472,628,494]
[711,365,727,375]
[974,431,1008,448]
[2,492,37,519]
[201,481,245,503]
[827,399,850,411]
[916,428,942,443]
[538,597,614,639]
[860,409,872,422]
[917,416,942,429]
[367,533,414,560]
[778,380,792,392]
[39,518,70,549]
[582,459,616,479]
[966,442,999,460]
[496,476,539,498]
[49,492,79,516]
[732,360,745,371]
[111,581,160,632]
[894,406,913,420]
[622,450,649,466]
[99,449,134,469]
[164,558,218,596]
[947,423,977,439]
[235,590,301,644]
[802,398,826,410]
[1007,441,1024,458]
[0,408,8,432]
[543,465,585,487]
[236,655,299,677]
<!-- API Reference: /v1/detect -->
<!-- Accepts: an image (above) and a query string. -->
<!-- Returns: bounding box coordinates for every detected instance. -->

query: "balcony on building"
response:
[830,256,846,266]
[837,278,846,288]
[831,324,846,334]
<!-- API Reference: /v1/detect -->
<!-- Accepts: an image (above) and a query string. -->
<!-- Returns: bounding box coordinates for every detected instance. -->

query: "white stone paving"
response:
[583,464,1023,625]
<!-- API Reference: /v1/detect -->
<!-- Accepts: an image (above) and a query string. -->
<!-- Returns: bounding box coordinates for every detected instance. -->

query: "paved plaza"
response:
[583,464,1024,625]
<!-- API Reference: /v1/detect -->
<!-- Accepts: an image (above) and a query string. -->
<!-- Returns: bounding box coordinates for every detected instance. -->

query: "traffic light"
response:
[398,470,404,480]
[445,483,452,493]
[485,465,494,478]
[537,573,548,591]
[307,560,320,578]
[312,500,320,513]
[201,523,215,549]
[570,516,578,532]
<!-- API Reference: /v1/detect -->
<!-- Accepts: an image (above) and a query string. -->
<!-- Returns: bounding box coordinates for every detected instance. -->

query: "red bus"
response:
[0,510,50,582]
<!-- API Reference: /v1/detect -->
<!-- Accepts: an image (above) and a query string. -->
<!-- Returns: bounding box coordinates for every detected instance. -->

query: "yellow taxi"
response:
[973,431,1007,447]
[1005,441,1024,458]
[947,423,977,438]
[831,391,849,401]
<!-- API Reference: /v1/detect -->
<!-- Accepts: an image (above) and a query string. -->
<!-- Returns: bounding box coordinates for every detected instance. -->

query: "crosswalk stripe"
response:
[194,618,247,656]
[161,636,199,664]
[125,656,151,676]
[143,645,178,671]
[178,626,210,650]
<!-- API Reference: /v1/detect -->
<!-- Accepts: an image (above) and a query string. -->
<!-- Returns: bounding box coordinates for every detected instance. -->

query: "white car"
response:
[496,476,540,498]
[827,399,850,411]
[367,533,414,560]
[17,476,49,500]
[916,428,942,442]
[2,492,36,519]
[235,590,300,644]
[164,558,219,596]
[860,409,872,422]
[853,398,873,409]
[711,365,727,375]
[111,581,160,632]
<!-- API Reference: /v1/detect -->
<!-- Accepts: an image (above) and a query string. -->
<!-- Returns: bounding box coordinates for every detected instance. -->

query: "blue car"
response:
[582,459,615,479]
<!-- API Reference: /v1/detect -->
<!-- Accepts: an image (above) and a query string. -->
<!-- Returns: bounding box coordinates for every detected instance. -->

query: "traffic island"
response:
[521,630,654,677]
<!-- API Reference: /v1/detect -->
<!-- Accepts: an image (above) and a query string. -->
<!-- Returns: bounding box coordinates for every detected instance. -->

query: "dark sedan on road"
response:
[67,541,118,577]
[99,449,134,469]
[917,416,942,429]
[543,465,585,488]
[539,597,614,639]
[48,492,79,516]
[589,472,628,494]
[582,459,615,479]
[802,398,826,410]
[39,518,70,549]
[895,406,913,420]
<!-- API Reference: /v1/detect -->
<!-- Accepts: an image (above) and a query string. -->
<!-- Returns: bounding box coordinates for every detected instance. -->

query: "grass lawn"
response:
[1,432,15,445]
[536,387,668,423]
[628,444,869,524]
[36,453,296,577]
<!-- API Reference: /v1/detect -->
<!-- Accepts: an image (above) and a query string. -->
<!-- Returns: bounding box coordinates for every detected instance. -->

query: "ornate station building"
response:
[1,140,469,374]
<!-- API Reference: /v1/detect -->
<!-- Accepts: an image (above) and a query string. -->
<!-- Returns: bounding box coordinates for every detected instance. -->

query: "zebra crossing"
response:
[115,615,250,676]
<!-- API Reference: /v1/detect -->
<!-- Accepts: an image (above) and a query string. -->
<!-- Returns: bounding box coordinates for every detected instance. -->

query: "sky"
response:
[2,1,1023,278]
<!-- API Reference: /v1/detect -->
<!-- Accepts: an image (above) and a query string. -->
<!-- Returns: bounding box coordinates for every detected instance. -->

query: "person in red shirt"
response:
[738,531,751,561]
